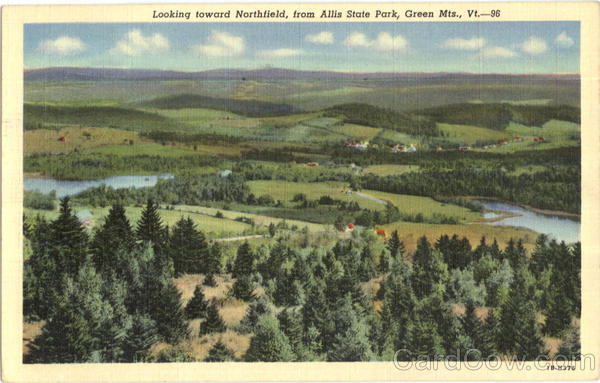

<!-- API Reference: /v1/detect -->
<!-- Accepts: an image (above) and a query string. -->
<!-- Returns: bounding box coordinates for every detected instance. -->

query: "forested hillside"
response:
[23,198,581,362]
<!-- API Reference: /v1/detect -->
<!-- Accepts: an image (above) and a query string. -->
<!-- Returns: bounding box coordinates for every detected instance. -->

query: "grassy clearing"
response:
[247,180,385,211]
[174,205,328,233]
[364,164,419,176]
[331,123,381,142]
[438,123,507,144]
[379,221,537,254]
[361,190,481,223]
[168,272,250,360]
[374,129,420,145]
[24,127,139,155]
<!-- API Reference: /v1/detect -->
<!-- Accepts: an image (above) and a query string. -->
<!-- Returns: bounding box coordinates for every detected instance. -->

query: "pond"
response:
[476,200,580,244]
[24,174,173,198]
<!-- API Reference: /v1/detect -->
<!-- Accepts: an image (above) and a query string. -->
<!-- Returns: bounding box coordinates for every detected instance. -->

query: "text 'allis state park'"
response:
[152,8,498,21]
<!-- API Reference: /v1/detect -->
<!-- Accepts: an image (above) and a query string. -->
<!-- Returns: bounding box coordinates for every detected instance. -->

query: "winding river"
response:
[476,200,580,244]
[24,174,173,198]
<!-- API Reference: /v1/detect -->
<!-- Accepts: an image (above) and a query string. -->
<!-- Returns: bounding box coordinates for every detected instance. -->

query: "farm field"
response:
[247,180,386,211]
[360,190,482,223]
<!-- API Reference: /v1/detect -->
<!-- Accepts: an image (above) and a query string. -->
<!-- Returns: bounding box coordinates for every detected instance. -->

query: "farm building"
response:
[76,210,93,228]
[220,170,232,178]
[306,162,319,167]
[346,223,355,232]
[375,229,386,236]
[459,146,471,152]
[58,136,66,142]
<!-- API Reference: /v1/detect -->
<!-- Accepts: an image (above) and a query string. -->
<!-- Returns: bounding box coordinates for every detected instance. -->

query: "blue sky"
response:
[24,22,579,73]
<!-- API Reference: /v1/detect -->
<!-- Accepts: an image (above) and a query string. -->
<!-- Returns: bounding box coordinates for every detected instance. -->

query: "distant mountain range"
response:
[24,67,580,82]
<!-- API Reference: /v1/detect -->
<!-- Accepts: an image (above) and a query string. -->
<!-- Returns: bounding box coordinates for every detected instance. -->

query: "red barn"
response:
[58,136,66,142]
[533,137,539,142]
[539,136,544,141]
[376,229,385,236]
[345,142,351,147]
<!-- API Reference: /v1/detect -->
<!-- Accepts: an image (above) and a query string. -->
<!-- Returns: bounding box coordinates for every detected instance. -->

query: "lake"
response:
[476,200,580,243]
[24,174,173,198]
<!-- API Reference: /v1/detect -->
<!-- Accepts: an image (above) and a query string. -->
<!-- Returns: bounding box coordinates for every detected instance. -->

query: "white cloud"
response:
[479,46,518,59]
[555,31,574,48]
[256,49,302,59]
[442,37,485,51]
[343,32,407,51]
[190,31,244,57]
[518,37,547,55]
[305,31,334,45]
[344,32,371,48]
[38,36,85,55]
[110,29,169,56]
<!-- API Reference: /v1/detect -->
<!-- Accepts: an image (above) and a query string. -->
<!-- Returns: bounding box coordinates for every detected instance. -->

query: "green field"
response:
[247,180,385,211]
[360,190,481,223]
[438,123,508,145]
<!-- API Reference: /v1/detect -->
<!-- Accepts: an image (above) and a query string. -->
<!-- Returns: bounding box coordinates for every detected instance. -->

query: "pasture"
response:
[360,190,482,223]
[247,180,386,211]
[24,127,139,155]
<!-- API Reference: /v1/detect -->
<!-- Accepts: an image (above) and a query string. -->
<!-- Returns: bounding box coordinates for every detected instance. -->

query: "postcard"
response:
[2,2,599,381]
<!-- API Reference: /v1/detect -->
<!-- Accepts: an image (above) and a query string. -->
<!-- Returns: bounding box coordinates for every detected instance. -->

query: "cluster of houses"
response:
[466,136,546,151]
[344,141,369,150]
[388,143,417,153]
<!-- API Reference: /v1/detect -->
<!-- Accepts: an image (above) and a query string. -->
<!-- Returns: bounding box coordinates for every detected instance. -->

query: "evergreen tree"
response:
[498,266,544,358]
[380,260,415,353]
[206,243,223,275]
[233,241,254,278]
[26,299,94,363]
[200,300,226,335]
[461,302,487,360]
[328,293,375,361]
[232,275,255,301]
[185,285,209,319]
[91,203,134,274]
[239,295,273,334]
[411,237,449,299]
[358,245,376,282]
[302,281,333,353]
[122,312,158,362]
[543,284,572,336]
[170,217,209,275]
[378,249,392,274]
[205,340,236,362]
[245,315,294,362]
[278,307,317,360]
[136,199,166,256]
[387,230,405,259]
[153,282,189,344]
[49,197,89,275]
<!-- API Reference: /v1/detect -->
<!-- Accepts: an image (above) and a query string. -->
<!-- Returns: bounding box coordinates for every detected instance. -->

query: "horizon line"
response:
[23,66,581,77]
